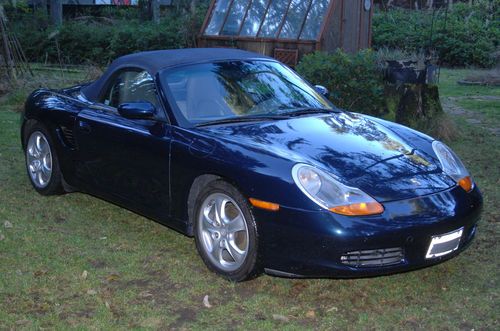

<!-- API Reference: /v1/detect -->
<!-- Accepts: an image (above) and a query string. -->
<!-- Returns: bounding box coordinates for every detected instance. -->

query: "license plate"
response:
[426,227,463,259]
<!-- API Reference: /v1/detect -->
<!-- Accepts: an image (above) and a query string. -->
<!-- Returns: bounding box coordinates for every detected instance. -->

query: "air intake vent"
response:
[61,126,76,148]
[341,247,404,268]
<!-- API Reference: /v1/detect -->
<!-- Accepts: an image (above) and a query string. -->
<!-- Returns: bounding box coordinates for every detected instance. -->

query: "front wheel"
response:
[24,123,64,195]
[194,180,260,281]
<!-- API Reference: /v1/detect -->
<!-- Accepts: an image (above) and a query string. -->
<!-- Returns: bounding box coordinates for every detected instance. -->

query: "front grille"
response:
[341,247,404,268]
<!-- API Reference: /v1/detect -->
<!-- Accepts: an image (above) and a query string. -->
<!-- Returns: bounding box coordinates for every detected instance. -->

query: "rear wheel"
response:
[194,180,259,281]
[24,123,64,195]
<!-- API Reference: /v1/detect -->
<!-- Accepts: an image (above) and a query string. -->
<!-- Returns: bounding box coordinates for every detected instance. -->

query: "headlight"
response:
[292,164,384,216]
[432,141,474,192]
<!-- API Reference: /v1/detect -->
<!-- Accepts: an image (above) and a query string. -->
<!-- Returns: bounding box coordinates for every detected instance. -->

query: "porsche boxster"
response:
[21,49,482,281]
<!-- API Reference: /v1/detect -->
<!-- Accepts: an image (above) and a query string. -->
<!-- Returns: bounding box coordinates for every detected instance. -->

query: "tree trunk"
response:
[39,0,48,15]
[150,0,160,24]
[50,0,62,26]
[190,0,197,14]
[448,0,453,9]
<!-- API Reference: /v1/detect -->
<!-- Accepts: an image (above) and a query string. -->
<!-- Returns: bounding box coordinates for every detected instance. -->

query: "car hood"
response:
[200,112,455,202]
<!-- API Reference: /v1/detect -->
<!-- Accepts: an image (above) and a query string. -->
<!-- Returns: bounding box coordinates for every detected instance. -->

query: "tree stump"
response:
[385,83,455,140]
[395,84,443,126]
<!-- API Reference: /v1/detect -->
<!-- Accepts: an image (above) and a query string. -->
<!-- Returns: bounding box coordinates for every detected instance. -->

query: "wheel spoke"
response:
[211,238,222,259]
[41,163,51,178]
[35,135,43,155]
[36,170,45,186]
[227,215,246,234]
[28,145,36,157]
[29,160,37,174]
[203,218,219,234]
[214,197,227,224]
[41,170,50,184]
[225,240,245,264]
[40,140,49,155]
[202,204,217,225]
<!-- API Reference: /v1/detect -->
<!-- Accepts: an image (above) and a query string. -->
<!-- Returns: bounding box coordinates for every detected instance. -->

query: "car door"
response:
[74,69,171,220]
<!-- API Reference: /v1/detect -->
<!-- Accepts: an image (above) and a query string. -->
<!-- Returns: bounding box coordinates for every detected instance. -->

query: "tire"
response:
[194,180,260,281]
[24,122,64,195]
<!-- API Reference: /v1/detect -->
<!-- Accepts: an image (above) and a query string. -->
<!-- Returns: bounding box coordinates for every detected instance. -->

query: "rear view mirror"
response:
[118,102,156,120]
[314,85,330,98]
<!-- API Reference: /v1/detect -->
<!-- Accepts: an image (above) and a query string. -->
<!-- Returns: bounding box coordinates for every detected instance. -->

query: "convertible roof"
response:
[81,48,271,102]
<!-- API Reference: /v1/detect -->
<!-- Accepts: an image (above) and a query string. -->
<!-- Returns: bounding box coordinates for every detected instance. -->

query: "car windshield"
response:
[160,60,334,127]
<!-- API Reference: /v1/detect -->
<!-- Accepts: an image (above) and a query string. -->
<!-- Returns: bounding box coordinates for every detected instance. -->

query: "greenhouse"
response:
[199,0,374,66]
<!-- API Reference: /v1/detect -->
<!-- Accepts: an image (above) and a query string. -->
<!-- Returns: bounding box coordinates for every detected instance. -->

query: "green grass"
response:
[0,68,499,330]
[438,69,500,98]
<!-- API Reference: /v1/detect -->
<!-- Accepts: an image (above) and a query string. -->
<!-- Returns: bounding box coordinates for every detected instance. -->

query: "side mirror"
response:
[314,85,330,98]
[118,102,156,120]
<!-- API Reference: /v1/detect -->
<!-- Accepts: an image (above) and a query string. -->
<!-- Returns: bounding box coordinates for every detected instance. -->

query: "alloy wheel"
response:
[26,131,52,188]
[198,193,249,272]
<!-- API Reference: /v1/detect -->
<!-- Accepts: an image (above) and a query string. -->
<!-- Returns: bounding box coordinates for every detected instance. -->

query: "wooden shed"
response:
[198,0,374,66]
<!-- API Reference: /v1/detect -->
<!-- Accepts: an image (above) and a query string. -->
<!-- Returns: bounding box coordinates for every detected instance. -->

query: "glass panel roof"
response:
[300,0,330,40]
[279,0,312,40]
[204,0,331,40]
[205,0,232,36]
[240,0,270,37]
[258,0,289,38]
[221,0,252,36]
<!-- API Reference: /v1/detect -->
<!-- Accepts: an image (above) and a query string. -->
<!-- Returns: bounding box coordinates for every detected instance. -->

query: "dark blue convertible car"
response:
[22,49,482,281]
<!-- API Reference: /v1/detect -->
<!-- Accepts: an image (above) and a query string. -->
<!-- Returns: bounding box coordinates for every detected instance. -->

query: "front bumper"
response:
[255,185,483,278]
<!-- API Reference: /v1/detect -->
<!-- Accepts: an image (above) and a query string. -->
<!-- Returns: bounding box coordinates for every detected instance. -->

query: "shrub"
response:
[297,50,386,116]
[372,2,500,67]
[10,7,205,65]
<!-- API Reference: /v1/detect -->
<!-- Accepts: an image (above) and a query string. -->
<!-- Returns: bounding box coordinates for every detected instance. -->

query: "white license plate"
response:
[425,227,463,259]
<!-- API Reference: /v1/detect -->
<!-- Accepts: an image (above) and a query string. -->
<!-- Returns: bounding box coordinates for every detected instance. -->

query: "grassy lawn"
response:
[0,68,498,330]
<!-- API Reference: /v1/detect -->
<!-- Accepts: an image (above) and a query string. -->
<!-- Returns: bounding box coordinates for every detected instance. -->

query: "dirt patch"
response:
[88,259,107,269]
[124,278,151,288]
[459,69,500,86]
[442,97,500,136]
[234,280,260,299]
[58,308,95,321]
[168,307,199,330]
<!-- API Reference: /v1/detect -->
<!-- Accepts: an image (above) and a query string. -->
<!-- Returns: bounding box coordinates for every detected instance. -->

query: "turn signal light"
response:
[249,198,280,211]
[330,202,384,216]
[458,176,473,192]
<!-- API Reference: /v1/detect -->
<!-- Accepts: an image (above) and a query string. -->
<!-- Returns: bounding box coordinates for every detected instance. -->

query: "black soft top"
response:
[81,48,271,102]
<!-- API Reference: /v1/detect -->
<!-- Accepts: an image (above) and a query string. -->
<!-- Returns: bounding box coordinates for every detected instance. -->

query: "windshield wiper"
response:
[279,108,337,117]
[195,115,286,128]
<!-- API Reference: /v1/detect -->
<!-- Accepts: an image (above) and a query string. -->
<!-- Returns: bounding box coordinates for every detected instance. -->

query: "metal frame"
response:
[316,0,340,50]
[199,34,317,45]
[218,0,236,36]
[256,0,273,38]
[275,0,294,39]
[297,0,315,41]
[200,0,217,36]
[237,0,254,36]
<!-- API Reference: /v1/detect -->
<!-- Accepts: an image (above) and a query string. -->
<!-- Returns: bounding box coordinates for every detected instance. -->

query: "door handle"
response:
[78,120,92,134]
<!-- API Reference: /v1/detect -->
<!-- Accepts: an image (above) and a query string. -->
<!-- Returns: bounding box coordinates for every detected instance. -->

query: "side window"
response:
[102,70,159,108]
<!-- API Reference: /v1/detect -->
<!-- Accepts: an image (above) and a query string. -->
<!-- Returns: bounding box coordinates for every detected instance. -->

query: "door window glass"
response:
[102,70,159,108]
